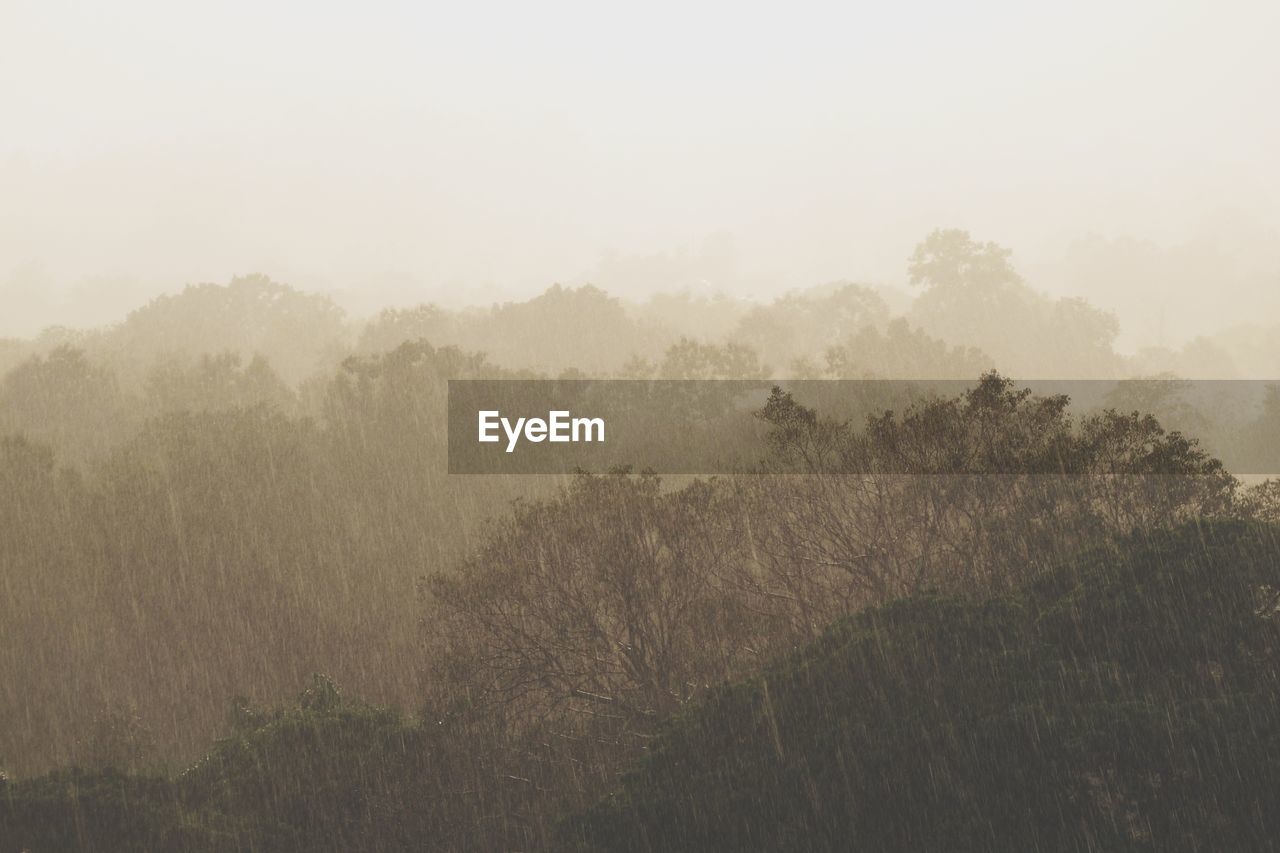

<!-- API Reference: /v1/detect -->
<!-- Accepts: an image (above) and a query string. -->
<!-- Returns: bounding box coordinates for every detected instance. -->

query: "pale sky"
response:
[2,0,1278,345]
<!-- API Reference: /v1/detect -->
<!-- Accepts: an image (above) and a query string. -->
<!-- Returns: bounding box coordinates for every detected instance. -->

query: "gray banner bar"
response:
[447,379,1280,475]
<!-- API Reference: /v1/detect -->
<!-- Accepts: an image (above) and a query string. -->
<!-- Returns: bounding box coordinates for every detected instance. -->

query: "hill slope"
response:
[568,521,1280,852]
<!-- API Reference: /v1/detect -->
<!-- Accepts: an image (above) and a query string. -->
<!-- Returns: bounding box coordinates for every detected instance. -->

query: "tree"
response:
[356,304,456,355]
[424,472,767,735]
[107,274,348,384]
[0,346,136,463]
[740,374,1237,631]
[824,317,991,379]
[657,337,769,380]
[567,521,1280,853]
[145,351,295,414]
[730,283,890,370]
[908,228,1022,294]
[907,229,1120,377]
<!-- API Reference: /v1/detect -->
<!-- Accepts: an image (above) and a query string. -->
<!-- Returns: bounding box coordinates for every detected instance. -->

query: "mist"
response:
[4,0,1279,347]
[8,4,1280,849]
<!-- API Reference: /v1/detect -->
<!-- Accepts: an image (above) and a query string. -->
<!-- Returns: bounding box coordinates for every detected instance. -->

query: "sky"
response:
[2,0,1278,347]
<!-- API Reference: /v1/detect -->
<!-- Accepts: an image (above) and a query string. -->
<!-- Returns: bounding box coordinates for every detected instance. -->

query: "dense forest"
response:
[3,231,1280,851]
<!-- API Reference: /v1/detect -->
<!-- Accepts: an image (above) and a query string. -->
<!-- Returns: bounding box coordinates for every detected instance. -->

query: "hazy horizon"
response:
[4,0,1279,349]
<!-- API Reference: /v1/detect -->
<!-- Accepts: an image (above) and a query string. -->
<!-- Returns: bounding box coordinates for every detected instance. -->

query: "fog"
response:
[9,5,1280,847]
[3,0,1278,348]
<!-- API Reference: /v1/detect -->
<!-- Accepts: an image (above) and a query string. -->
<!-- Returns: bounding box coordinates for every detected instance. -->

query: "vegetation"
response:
[2,230,1279,849]
[8,522,1280,851]
[568,521,1280,851]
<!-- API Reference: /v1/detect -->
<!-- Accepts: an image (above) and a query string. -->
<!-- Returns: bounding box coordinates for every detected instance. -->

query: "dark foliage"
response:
[567,521,1280,852]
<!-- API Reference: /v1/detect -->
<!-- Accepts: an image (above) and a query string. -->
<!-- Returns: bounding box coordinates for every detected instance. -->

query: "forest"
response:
[3,230,1280,851]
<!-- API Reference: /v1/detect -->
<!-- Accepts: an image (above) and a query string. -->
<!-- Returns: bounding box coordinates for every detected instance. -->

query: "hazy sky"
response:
[2,0,1278,346]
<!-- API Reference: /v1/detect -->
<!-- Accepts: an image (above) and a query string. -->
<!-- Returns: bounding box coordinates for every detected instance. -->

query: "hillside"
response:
[567,521,1280,852]
[7,522,1280,851]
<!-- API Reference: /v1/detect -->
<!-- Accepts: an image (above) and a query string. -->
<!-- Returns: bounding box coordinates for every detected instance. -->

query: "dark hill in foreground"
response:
[7,522,1280,851]
[566,521,1280,852]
